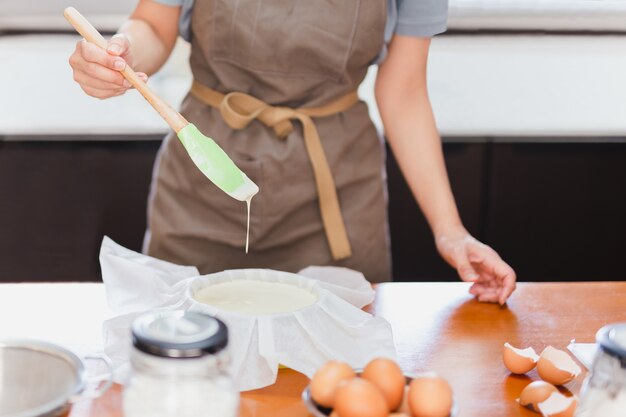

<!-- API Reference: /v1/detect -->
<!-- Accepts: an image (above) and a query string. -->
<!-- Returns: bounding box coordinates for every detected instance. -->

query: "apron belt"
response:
[190,80,358,260]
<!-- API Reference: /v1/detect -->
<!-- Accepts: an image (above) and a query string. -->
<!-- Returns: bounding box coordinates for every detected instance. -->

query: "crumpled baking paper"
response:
[99,237,396,391]
[567,340,598,370]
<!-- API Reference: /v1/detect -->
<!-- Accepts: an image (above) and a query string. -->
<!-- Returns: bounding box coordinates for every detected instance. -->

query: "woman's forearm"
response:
[117,20,171,75]
[382,88,464,238]
[375,36,516,303]
[376,36,464,239]
[118,1,181,75]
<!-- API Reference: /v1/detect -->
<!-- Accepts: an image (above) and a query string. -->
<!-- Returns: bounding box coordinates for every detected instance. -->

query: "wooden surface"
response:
[3,282,625,416]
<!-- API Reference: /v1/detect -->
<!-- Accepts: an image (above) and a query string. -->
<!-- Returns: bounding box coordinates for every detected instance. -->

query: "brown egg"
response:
[334,378,389,417]
[537,392,577,417]
[502,342,539,374]
[518,380,559,412]
[389,414,411,417]
[396,385,410,413]
[537,346,582,386]
[408,374,453,417]
[310,360,356,408]
[362,358,406,411]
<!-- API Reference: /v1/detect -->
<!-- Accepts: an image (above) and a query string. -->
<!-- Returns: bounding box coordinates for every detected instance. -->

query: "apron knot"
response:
[219,92,295,139]
[191,80,359,261]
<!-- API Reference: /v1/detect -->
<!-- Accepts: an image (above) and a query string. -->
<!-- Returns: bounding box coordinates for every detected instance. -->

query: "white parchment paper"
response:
[99,237,396,391]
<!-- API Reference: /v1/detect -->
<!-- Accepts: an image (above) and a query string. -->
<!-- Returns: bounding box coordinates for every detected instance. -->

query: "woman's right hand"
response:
[69,34,148,99]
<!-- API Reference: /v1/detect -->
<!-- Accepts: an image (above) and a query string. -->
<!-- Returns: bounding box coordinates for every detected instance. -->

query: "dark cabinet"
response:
[485,143,626,281]
[387,142,485,281]
[0,139,161,282]
[387,140,626,282]
[1,138,624,282]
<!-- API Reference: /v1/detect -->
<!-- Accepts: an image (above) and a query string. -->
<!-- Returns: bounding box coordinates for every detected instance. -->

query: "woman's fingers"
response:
[78,40,127,71]
[80,86,127,99]
[478,256,516,304]
[457,260,479,282]
[73,69,129,90]
[135,72,149,83]
[469,245,517,304]
[437,231,517,304]
[68,36,140,100]
[83,61,128,86]
[478,292,500,303]
[74,62,130,88]
[470,282,499,300]
[73,70,147,99]
[496,263,517,305]
[106,34,131,58]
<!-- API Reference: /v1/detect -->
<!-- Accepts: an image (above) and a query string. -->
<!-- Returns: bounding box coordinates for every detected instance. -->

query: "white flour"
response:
[576,388,626,417]
[123,374,238,417]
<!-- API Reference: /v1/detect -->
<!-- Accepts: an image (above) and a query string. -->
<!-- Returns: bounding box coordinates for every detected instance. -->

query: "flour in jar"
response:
[193,281,318,314]
[123,372,238,417]
[577,388,626,417]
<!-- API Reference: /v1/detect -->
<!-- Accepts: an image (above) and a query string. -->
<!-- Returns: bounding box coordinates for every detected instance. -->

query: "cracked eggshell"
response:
[537,346,582,386]
[503,342,539,374]
[518,380,559,412]
[537,392,577,417]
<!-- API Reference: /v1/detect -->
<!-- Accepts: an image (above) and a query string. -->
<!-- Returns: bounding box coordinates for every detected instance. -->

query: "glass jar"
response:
[576,323,626,417]
[123,310,239,417]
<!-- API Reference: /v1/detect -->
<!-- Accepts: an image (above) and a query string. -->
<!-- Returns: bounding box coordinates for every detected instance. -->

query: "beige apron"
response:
[145,0,391,282]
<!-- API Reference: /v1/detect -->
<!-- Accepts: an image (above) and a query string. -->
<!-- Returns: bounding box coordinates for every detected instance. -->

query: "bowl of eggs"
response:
[302,358,458,417]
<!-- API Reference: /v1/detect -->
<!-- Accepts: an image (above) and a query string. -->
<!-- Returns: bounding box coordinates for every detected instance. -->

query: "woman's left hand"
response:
[436,228,517,305]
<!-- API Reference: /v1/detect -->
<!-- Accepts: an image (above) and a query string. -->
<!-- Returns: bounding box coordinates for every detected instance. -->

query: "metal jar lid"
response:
[131,310,228,358]
[596,322,626,366]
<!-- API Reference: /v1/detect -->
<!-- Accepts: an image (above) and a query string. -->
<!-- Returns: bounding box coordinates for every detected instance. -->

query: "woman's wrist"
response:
[432,220,467,242]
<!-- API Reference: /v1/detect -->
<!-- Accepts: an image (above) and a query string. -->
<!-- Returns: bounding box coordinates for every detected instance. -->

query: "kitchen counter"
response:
[1,281,625,416]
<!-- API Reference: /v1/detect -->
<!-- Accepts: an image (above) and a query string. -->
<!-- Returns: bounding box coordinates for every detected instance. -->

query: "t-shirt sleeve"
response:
[396,0,449,37]
[152,0,194,41]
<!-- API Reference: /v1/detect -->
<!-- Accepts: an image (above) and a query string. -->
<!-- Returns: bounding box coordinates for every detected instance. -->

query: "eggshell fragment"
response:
[537,392,577,417]
[334,378,388,417]
[518,380,559,412]
[503,342,539,374]
[362,358,406,411]
[310,360,356,408]
[537,346,581,386]
[408,374,453,417]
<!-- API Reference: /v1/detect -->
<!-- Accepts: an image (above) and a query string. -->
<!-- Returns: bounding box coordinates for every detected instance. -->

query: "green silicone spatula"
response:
[64,7,259,202]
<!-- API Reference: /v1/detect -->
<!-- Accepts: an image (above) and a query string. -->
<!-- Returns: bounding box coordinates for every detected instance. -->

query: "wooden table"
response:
[2,282,625,417]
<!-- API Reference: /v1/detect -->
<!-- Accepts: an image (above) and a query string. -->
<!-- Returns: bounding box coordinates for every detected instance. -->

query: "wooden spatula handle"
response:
[64,7,188,133]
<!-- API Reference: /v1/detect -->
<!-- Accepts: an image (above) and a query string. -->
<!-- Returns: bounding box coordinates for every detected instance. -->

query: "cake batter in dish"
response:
[193,280,318,315]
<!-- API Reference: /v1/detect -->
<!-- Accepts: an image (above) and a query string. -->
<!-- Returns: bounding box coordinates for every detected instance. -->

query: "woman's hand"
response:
[69,34,148,99]
[436,228,517,305]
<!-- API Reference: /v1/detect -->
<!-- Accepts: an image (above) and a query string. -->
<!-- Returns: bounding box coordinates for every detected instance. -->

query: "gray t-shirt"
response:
[154,0,448,61]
